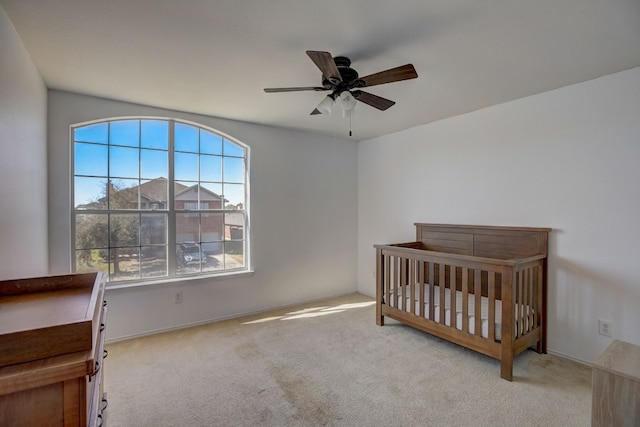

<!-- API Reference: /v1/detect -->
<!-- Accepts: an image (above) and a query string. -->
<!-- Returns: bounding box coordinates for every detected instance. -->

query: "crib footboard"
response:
[375,244,547,381]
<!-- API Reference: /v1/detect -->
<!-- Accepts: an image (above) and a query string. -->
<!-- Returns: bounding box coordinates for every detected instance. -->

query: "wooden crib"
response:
[375,223,550,381]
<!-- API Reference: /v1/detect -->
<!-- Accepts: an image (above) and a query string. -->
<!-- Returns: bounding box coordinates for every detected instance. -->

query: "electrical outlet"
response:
[598,319,613,337]
[175,291,183,304]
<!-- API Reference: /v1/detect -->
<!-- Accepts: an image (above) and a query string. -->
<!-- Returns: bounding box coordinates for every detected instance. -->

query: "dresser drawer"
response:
[88,303,108,427]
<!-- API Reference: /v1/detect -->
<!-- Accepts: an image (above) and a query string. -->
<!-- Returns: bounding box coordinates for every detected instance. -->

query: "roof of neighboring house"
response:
[77,177,233,209]
[225,211,244,226]
[175,184,227,203]
[138,177,188,203]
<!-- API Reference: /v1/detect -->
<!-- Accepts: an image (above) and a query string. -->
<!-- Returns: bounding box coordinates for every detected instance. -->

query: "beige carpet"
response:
[104,293,592,426]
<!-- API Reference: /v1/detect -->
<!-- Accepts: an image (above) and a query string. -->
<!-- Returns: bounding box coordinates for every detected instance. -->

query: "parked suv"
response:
[177,243,207,267]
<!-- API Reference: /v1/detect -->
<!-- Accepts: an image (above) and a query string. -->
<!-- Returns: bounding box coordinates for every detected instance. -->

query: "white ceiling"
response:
[2,0,640,141]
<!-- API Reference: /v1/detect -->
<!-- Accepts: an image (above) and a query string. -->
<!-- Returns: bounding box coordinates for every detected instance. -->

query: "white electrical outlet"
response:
[598,319,613,337]
[175,291,183,304]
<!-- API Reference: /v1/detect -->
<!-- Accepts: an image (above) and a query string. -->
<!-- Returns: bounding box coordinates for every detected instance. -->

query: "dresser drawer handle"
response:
[100,323,105,332]
[101,396,109,411]
[103,349,108,359]
[103,300,108,307]
[89,359,101,381]
[97,413,103,427]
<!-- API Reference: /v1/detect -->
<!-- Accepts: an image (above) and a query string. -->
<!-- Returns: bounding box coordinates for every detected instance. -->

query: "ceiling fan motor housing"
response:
[321,56,365,93]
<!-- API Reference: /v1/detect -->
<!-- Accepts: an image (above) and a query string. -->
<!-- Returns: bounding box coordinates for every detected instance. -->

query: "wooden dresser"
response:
[592,339,640,427]
[0,272,108,426]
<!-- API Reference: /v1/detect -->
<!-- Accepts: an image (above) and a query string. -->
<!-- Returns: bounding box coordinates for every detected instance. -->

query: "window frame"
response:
[71,117,250,285]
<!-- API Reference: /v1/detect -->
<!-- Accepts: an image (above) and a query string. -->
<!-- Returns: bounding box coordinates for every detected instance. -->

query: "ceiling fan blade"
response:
[352,90,396,111]
[359,64,418,87]
[264,86,326,93]
[306,50,342,83]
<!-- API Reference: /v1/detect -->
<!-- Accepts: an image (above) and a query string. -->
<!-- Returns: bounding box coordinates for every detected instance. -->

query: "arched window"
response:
[72,118,249,283]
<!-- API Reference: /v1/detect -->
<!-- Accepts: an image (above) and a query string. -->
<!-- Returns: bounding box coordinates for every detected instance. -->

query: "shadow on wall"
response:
[550,251,640,358]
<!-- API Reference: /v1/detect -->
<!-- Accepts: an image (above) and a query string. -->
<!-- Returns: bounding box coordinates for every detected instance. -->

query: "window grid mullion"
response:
[167,120,177,275]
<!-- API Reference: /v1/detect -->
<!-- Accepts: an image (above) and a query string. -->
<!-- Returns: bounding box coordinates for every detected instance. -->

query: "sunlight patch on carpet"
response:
[242,301,375,324]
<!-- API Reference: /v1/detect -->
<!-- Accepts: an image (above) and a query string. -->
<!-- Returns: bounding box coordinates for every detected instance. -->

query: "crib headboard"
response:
[415,223,550,260]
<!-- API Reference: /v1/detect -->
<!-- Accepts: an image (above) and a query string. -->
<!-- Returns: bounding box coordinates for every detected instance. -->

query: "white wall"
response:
[358,67,640,364]
[0,6,48,279]
[48,91,358,341]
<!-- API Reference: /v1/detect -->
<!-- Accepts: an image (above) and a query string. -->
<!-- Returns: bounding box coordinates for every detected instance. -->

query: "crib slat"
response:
[524,267,533,332]
[408,259,414,315]
[418,261,424,318]
[439,263,446,324]
[394,256,400,309]
[474,269,482,337]
[532,265,537,330]
[488,271,496,342]
[384,255,391,307]
[402,257,407,311]
[462,268,469,333]
[522,269,527,335]
[527,267,536,331]
[517,269,523,337]
[428,262,435,321]
[450,266,457,329]
[521,268,529,335]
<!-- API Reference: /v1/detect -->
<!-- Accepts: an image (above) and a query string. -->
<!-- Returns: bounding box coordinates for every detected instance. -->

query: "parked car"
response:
[177,243,207,267]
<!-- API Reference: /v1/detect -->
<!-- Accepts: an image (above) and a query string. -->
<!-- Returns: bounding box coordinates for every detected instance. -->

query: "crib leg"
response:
[500,355,514,381]
[376,304,384,326]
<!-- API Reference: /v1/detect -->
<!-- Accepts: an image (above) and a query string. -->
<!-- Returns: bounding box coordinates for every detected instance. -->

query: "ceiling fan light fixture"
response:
[316,95,335,115]
[339,91,357,112]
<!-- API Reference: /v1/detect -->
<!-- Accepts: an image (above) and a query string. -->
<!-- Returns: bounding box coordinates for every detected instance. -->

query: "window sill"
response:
[105,269,255,291]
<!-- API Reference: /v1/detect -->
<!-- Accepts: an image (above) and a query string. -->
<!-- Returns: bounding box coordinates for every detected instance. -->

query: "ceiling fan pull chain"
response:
[349,113,352,137]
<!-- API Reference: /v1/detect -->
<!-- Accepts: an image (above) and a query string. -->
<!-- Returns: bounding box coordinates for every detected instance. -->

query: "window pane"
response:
[175,181,201,209]
[110,214,140,247]
[75,123,108,144]
[141,246,167,278]
[75,142,108,176]
[140,179,168,210]
[174,152,199,181]
[141,213,167,244]
[203,254,224,272]
[75,250,109,274]
[110,120,139,147]
[141,120,168,149]
[201,130,222,155]
[141,149,168,180]
[110,146,139,178]
[224,212,244,240]
[175,123,198,153]
[109,179,140,209]
[109,248,140,282]
[200,182,222,199]
[223,183,245,207]
[176,243,206,274]
[200,154,222,182]
[224,241,245,269]
[223,157,244,183]
[200,188,224,209]
[176,213,200,243]
[74,177,107,209]
[224,140,244,157]
[75,214,108,248]
[201,213,223,244]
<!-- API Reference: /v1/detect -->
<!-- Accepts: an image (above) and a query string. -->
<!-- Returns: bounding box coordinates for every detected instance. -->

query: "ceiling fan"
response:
[263,51,418,116]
